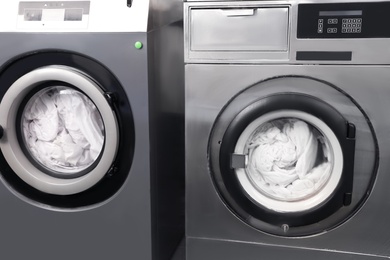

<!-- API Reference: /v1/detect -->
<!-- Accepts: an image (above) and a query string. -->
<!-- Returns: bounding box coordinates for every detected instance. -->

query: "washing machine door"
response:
[0,51,134,209]
[0,65,119,195]
[208,76,377,237]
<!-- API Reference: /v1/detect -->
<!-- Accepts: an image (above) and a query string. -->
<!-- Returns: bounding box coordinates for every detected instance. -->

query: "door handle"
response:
[221,9,256,17]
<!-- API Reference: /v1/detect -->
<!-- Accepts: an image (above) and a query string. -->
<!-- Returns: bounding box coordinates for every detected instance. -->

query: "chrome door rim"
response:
[0,65,119,195]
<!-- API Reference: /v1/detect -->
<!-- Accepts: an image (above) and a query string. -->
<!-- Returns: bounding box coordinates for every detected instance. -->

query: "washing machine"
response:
[0,0,184,259]
[185,0,390,259]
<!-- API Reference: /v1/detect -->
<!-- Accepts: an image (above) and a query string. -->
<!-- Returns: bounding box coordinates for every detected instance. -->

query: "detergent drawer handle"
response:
[221,9,256,17]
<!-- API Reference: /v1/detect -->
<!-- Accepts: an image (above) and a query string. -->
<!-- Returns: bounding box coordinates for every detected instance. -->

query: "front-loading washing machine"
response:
[185,0,390,259]
[0,0,184,259]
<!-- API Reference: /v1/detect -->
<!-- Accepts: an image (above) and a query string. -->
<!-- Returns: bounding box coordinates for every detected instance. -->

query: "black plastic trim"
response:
[297,2,390,39]
[231,154,246,169]
[296,51,352,61]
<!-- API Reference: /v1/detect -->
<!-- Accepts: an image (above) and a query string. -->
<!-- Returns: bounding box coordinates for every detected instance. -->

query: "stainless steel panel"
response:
[190,7,289,51]
[184,0,390,64]
[185,64,390,258]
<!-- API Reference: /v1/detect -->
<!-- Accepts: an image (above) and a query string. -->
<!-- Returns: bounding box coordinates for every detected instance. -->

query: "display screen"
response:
[319,10,362,16]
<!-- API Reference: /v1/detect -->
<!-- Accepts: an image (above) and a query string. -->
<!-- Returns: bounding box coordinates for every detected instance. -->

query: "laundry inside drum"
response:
[21,86,105,176]
[244,118,333,202]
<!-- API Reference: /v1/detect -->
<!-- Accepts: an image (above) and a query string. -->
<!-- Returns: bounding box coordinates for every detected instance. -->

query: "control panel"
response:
[17,1,90,29]
[298,2,390,38]
[19,1,90,22]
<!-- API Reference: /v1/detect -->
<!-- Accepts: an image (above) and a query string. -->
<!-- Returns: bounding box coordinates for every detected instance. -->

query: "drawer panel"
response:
[190,7,289,51]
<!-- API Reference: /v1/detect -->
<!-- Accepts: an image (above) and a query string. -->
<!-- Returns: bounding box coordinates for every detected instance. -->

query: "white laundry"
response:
[246,119,331,200]
[22,87,105,174]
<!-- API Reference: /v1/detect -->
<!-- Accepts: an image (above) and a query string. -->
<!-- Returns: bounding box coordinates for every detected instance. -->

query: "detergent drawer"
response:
[185,3,290,63]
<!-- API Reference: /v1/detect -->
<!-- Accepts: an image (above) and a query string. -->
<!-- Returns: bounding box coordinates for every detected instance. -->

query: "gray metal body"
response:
[185,0,390,259]
[0,1,184,260]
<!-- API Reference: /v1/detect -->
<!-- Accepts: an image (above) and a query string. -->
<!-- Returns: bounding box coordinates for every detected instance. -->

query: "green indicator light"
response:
[135,41,143,49]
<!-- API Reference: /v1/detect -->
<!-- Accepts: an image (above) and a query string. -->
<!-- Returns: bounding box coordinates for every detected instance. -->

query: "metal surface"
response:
[190,7,288,51]
[185,63,387,258]
[184,0,390,63]
[0,0,184,259]
[149,0,183,30]
[148,20,185,260]
[0,32,153,259]
[185,0,388,258]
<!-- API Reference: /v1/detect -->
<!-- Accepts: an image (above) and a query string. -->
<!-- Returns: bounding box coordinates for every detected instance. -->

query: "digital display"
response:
[319,10,363,16]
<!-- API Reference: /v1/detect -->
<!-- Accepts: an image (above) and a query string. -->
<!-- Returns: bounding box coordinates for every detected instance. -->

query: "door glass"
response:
[244,118,332,201]
[21,86,105,176]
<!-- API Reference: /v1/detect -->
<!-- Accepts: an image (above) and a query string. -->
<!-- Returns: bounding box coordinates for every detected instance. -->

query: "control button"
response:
[357,28,361,33]
[347,28,352,33]
[357,23,361,28]
[328,18,333,24]
[342,23,347,27]
[352,24,356,27]
[333,18,338,24]
[352,28,357,33]
[342,28,347,33]
[357,18,362,23]
[318,29,323,33]
[352,19,357,23]
[318,19,324,23]
[348,19,352,23]
[347,24,352,27]
[343,18,347,23]
[327,28,332,33]
[333,28,337,33]
[318,23,323,28]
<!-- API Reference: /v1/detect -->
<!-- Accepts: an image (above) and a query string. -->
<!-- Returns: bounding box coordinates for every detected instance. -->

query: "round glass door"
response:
[21,86,105,178]
[233,110,343,213]
[0,65,119,195]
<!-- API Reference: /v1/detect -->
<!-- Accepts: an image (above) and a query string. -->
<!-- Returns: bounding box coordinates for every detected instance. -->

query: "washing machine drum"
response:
[208,77,377,237]
[0,52,134,208]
